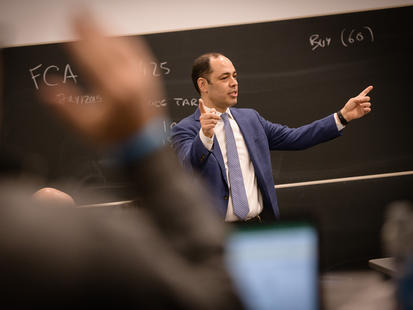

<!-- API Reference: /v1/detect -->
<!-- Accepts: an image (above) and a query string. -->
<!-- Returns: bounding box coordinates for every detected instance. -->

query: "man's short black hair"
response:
[191,53,223,94]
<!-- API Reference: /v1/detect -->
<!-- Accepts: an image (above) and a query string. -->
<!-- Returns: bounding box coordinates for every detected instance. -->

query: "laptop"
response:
[225,222,319,310]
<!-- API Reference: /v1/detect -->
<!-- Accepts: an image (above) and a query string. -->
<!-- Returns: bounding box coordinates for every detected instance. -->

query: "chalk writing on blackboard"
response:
[162,119,177,133]
[309,34,332,51]
[151,97,199,108]
[139,61,171,76]
[29,64,78,90]
[56,93,103,105]
[309,26,374,51]
[29,61,170,91]
[173,97,198,107]
[151,98,168,108]
[340,26,374,47]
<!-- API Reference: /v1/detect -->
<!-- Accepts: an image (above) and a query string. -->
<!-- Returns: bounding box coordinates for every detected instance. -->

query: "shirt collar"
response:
[203,105,234,119]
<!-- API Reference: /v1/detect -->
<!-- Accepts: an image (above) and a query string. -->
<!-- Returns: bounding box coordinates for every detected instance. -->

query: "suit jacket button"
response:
[224,195,228,200]
[200,154,205,162]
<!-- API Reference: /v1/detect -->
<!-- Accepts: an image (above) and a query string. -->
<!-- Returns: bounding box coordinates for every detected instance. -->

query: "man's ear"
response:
[197,77,208,93]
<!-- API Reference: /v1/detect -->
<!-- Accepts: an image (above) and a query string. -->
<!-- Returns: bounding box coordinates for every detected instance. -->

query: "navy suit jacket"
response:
[171,107,341,219]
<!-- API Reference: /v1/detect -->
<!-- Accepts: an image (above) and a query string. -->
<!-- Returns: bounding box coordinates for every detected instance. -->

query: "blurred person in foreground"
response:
[382,200,413,310]
[0,14,242,309]
[32,187,76,207]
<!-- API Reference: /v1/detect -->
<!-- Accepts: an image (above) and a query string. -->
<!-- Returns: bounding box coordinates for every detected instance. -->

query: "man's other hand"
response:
[199,99,220,138]
[341,85,373,122]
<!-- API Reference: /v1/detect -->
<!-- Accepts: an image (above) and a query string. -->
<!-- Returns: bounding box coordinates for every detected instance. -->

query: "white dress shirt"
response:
[199,106,345,222]
[199,107,263,222]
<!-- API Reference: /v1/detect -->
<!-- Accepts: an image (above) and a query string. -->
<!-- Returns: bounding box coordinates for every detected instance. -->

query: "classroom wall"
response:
[1,0,412,271]
[0,0,412,47]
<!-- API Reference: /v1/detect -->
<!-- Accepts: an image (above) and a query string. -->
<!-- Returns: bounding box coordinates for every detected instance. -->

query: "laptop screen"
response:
[225,222,319,310]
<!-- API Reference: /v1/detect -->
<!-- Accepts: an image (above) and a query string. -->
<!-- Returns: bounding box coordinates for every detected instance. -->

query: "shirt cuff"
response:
[109,116,167,165]
[334,113,346,131]
[199,128,214,151]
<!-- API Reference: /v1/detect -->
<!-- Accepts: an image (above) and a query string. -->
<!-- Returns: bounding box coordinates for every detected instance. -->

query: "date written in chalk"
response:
[309,26,374,51]
[56,93,103,105]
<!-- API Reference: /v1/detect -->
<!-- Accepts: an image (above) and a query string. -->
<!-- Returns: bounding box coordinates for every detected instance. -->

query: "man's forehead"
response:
[210,56,236,74]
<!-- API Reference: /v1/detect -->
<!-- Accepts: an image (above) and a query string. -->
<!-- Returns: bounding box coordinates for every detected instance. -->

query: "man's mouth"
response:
[229,90,238,97]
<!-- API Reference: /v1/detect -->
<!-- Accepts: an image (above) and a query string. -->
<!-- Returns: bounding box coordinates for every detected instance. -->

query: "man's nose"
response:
[229,76,238,86]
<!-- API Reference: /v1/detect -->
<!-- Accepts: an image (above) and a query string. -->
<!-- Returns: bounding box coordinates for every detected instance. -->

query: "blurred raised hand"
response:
[41,14,165,147]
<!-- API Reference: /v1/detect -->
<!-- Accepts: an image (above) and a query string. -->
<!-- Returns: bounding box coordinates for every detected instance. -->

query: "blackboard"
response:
[1,5,413,269]
[3,6,412,188]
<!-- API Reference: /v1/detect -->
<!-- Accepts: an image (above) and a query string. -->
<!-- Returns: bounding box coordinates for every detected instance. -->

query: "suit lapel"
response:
[230,108,259,171]
[194,108,201,121]
[212,136,228,186]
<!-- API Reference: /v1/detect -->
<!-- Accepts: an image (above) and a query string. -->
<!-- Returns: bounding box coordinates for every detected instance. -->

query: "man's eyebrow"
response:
[218,71,237,77]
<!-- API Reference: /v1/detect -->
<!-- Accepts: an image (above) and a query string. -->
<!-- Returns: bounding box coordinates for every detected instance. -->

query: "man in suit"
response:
[0,18,242,309]
[171,52,372,222]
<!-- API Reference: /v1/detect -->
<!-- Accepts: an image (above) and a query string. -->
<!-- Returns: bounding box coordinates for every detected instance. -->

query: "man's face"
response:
[202,56,238,111]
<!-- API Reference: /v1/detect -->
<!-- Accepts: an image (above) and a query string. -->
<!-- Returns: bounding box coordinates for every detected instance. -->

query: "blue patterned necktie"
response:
[221,113,250,220]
